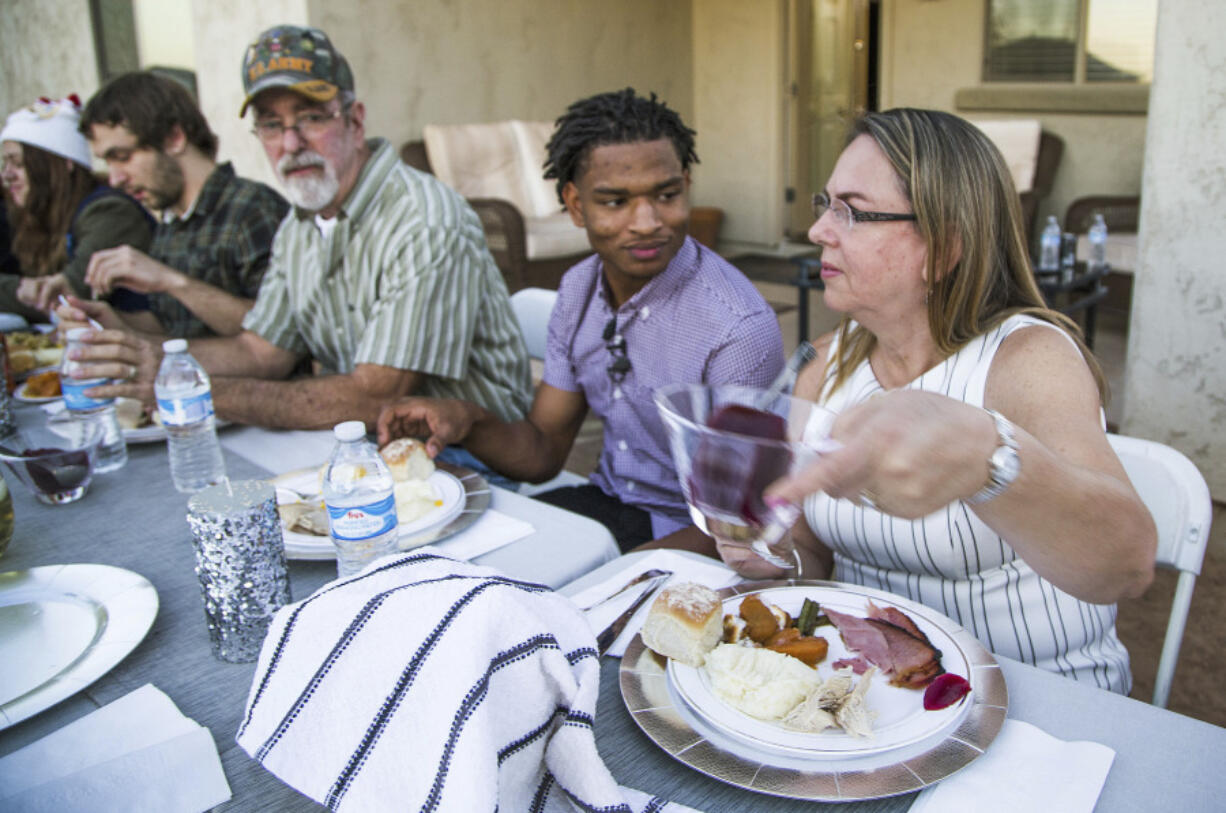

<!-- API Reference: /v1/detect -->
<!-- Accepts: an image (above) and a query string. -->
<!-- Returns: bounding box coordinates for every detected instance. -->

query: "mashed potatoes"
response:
[704,643,820,721]
[394,478,442,524]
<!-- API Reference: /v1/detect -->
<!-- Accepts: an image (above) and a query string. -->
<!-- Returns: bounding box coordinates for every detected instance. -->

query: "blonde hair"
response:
[823,108,1106,401]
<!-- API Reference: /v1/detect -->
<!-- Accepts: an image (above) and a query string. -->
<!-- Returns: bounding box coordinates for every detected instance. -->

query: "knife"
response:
[594,572,672,654]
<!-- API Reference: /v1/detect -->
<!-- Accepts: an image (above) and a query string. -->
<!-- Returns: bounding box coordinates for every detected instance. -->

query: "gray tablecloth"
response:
[4,422,1225,811]
[0,417,616,810]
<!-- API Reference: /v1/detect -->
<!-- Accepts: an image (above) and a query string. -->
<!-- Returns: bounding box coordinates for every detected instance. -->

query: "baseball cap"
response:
[239,25,354,117]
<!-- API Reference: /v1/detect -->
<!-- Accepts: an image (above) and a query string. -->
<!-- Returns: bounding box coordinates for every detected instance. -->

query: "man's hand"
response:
[17,274,70,312]
[65,328,164,407]
[85,245,184,296]
[53,295,127,333]
[376,398,486,456]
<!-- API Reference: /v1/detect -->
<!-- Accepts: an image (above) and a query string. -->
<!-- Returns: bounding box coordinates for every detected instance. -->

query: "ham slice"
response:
[832,655,871,675]
[866,600,934,646]
[823,606,944,689]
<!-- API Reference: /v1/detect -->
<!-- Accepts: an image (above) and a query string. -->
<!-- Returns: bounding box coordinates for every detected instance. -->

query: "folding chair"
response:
[509,287,587,496]
[1108,433,1213,707]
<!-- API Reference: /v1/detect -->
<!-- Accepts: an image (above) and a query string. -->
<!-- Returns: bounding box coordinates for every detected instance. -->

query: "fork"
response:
[578,568,673,611]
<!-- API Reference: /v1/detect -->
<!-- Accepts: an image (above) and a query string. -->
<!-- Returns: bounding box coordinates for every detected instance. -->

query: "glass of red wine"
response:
[0,422,101,505]
[654,384,838,575]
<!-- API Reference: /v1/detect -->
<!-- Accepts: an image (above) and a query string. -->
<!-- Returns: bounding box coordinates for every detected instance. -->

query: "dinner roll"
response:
[640,582,723,668]
[379,438,435,482]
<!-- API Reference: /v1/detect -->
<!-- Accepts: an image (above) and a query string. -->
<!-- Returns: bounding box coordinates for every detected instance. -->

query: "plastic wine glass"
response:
[654,383,838,573]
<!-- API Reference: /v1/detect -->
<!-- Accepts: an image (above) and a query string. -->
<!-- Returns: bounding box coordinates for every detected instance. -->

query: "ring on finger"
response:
[125,364,137,380]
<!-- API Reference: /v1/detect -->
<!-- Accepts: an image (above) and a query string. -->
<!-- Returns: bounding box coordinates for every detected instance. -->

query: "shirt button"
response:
[618,440,628,451]
[641,306,650,319]
[625,481,636,492]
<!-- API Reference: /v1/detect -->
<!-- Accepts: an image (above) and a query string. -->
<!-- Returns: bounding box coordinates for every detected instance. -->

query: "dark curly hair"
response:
[543,88,698,205]
[80,72,218,159]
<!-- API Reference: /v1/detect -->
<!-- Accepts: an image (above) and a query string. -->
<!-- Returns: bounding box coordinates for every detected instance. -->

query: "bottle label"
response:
[157,391,214,426]
[62,378,114,410]
[327,493,399,541]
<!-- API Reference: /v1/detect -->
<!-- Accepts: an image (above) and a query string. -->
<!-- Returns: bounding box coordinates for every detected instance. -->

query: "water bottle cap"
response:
[65,327,89,342]
[162,338,188,354]
[334,420,366,442]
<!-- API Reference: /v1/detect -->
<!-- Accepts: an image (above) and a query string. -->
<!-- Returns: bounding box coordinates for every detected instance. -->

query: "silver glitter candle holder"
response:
[186,480,291,663]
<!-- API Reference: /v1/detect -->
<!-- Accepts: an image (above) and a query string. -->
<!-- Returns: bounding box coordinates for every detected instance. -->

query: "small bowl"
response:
[0,422,101,505]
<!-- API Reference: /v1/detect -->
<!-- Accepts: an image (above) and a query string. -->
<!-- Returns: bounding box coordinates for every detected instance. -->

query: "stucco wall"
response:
[190,0,310,189]
[1123,2,1226,498]
[878,0,1148,226]
[691,0,785,244]
[0,0,100,125]
[308,0,692,146]
[190,0,693,191]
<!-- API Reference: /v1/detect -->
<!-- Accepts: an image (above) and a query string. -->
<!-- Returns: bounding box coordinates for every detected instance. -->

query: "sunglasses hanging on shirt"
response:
[603,316,632,387]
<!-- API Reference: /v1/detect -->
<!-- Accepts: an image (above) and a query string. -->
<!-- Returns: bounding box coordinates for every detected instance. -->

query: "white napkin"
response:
[0,684,230,813]
[908,718,1115,813]
[220,425,336,475]
[567,549,742,656]
[237,551,697,812]
[434,508,534,560]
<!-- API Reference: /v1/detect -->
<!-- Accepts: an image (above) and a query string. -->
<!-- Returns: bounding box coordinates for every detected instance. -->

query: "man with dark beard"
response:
[38,72,288,339]
[61,26,530,436]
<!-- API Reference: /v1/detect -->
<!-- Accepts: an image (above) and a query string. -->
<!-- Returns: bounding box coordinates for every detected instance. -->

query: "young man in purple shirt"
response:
[378,89,784,551]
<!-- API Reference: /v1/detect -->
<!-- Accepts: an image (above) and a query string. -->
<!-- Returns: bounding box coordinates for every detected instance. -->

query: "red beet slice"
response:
[923,673,971,710]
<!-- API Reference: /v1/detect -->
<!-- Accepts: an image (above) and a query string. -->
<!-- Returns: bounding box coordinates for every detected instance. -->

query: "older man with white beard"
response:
[62,25,531,436]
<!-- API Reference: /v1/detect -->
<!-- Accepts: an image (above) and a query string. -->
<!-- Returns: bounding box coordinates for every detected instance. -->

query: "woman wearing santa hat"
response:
[0,95,152,322]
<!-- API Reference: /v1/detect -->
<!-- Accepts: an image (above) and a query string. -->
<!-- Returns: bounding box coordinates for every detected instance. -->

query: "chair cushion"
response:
[970,118,1041,193]
[509,119,564,218]
[422,121,537,214]
[524,212,591,260]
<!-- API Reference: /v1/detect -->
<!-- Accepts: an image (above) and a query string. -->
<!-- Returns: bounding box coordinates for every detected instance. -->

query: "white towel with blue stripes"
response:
[237,550,699,812]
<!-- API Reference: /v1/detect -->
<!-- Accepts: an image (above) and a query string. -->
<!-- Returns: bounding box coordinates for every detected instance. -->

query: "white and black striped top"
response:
[806,314,1130,694]
[237,551,694,812]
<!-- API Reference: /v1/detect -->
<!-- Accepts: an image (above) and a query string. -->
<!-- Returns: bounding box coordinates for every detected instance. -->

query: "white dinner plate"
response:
[668,585,973,760]
[13,378,62,404]
[620,579,1008,802]
[0,563,159,729]
[273,467,467,560]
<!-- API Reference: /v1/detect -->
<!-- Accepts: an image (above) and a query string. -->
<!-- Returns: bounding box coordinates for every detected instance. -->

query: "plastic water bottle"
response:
[60,328,127,473]
[1038,215,1061,276]
[1061,231,1076,283]
[155,339,225,493]
[322,421,399,578]
[1088,213,1108,273]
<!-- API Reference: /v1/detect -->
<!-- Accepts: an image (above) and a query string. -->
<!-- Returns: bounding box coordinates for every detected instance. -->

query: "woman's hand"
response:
[770,389,998,518]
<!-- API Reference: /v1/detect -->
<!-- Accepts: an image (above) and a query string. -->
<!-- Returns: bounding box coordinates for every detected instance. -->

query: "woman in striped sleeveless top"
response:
[735,109,1156,694]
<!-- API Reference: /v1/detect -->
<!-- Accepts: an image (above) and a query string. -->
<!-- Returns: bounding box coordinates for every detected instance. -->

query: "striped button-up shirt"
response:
[544,236,785,523]
[243,139,531,422]
[150,163,288,338]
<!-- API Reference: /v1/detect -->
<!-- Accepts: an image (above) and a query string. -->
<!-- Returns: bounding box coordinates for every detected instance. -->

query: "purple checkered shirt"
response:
[543,236,784,532]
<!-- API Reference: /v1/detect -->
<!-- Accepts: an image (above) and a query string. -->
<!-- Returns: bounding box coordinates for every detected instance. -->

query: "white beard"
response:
[277,152,339,212]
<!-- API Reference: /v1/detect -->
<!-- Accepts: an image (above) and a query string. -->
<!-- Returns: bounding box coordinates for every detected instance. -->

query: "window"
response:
[984,0,1156,84]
